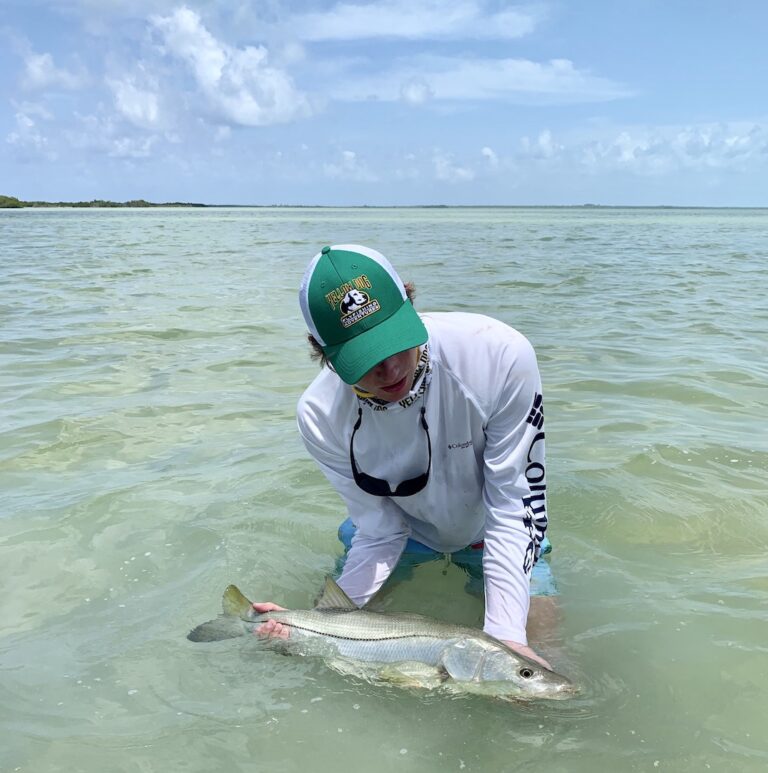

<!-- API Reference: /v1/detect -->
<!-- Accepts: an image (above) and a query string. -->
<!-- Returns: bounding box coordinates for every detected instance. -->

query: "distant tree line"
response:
[0,195,206,208]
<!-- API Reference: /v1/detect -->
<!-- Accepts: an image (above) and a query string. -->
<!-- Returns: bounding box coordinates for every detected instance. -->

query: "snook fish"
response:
[188,578,574,701]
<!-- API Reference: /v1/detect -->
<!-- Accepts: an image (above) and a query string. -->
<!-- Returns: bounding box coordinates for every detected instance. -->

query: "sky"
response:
[1,0,767,205]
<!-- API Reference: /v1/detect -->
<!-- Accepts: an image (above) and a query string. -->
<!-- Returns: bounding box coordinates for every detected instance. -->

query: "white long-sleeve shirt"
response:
[296,312,548,644]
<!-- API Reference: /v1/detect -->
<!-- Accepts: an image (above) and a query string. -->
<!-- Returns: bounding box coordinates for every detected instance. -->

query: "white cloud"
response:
[109,135,159,158]
[292,0,541,41]
[481,146,499,169]
[64,113,161,160]
[21,52,84,91]
[6,110,54,157]
[577,123,768,176]
[150,6,310,127]
[6,104,132,163]
[13,101,53,121]
[323,150,378,182]
[400,77,433,105]
[107,75,162,129]
[330,56,630,104]
[520,129,563,159]
[433,151,475,182]
[390,124,768,185]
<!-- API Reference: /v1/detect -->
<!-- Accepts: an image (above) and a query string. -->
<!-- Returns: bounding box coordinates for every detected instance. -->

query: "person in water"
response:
[255,244,556,667]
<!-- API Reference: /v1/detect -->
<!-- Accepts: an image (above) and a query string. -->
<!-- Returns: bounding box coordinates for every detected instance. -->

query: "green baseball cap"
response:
[299,244,428,385]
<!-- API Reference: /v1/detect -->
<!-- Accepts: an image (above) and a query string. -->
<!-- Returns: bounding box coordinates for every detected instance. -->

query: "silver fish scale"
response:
[321,633,455,665]
[255,608,495,643]
[251,608,512,680]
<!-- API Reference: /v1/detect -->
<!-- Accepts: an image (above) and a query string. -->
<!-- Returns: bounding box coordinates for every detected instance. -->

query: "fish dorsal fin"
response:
[222,584,255,619]
[314,576,358,610]
[358,582,393,612]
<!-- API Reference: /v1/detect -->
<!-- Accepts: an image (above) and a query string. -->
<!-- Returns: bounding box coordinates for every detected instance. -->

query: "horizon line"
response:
[3,199,768,210]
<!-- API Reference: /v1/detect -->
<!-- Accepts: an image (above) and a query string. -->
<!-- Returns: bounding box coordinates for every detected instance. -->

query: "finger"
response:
[503,641,553,670]
[255,620,276,637]
[523,649,552,670]
[252,602,286,613]
[254,619,291,640]
[275,623,290,640]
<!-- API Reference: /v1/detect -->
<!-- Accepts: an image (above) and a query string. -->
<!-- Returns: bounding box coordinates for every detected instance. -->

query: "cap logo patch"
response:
[339,289,381,328]
[324,274,372,310]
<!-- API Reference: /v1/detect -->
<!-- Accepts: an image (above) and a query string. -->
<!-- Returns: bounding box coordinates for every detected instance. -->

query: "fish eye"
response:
[519,667,535,679]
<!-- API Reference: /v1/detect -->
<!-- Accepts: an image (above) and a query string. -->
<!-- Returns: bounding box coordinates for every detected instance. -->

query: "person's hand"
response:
[252,602,290,639]
[502,640,552,670]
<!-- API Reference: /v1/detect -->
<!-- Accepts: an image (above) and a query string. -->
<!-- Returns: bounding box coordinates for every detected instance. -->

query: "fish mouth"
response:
[542,681,579,700]
[517,674,579,700]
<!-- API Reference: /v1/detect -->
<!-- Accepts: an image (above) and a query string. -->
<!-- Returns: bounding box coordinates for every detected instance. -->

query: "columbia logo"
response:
[526,393,544,429]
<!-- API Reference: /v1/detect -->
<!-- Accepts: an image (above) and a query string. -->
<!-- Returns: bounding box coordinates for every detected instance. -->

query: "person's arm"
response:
[254,401,409,633]
[481,334,549,655]
[297,400,409,606]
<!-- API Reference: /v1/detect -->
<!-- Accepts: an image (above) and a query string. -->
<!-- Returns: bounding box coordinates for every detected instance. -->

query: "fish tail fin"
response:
[187,585,256,642]
[187,615,246,642]
[222,584,256,619]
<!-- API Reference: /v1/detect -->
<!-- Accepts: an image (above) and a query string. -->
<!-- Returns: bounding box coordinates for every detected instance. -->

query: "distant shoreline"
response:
[0,195,206,209]
[1,195,765,210]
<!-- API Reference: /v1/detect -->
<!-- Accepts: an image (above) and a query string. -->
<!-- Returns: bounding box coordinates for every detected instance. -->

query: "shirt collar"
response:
[354,344,431,411]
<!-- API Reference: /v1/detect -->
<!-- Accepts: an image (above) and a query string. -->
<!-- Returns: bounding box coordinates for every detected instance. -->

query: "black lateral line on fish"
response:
[270,622,449,642]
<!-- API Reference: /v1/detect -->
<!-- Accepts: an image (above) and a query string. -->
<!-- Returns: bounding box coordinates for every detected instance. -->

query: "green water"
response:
[1,207,767,772]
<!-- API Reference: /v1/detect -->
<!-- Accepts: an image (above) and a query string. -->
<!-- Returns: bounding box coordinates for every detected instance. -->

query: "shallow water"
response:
[1,206,767,772]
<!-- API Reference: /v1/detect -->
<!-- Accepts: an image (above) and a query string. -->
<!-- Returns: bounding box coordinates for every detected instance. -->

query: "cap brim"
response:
[324,302,428,385]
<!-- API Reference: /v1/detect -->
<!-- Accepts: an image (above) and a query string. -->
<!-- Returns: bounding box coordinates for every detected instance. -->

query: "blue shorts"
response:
[335,518,557,597]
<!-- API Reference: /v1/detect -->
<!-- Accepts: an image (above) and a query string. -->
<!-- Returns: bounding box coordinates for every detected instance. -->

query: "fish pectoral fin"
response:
[187,615,245,642]
[440,640,485,682]
[377,662,448,689]
[313,576,358,611]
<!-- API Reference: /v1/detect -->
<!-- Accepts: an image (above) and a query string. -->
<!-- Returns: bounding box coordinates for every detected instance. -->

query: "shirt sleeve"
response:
[297,397,409,606]
[481,334,548,645]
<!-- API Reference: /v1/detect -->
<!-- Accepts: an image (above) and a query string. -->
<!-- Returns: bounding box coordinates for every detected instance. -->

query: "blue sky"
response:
[2,0,767,205]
